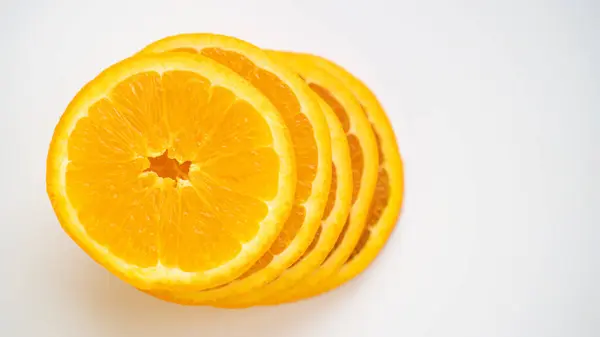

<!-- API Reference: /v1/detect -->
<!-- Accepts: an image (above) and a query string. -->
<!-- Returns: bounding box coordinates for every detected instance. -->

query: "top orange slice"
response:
[46,53,296,290]
[279,53,405,301]
[138,34,332,303]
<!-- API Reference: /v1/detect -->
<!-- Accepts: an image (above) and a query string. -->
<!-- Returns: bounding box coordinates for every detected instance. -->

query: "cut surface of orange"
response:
[278,53,404,301]
[216,96,353,308]
[265,51,379,304]
[46,53,296,291]
[138,34,332,303]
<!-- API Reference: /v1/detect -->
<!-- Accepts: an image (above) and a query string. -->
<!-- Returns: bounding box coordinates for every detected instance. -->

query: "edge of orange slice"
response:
[279,53,405,301]
[215,95,354,308]
[266,51,379,304]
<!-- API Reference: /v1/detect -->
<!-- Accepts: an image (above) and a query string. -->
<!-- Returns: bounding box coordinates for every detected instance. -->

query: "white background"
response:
[1,0,598,336]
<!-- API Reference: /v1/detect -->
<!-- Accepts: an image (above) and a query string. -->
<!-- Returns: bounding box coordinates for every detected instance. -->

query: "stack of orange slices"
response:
[47,33,404,308]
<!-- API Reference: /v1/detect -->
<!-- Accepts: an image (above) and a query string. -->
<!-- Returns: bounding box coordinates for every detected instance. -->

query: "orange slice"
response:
[265,51,379,304]
[216,96,353,308]
[46,53,296,291]
[279,53,405,301]
[138,34,332,303]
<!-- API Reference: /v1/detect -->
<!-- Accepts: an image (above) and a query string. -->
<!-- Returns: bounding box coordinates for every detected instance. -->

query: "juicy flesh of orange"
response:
[168,47,320,277]
[66,70,280,271]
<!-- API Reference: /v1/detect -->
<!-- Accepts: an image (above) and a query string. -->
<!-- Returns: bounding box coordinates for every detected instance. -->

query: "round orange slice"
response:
[279,53,405,301]
[138,34,332,303]
[265,51,379,304]
[215,96,353,308]
[46,53,296,291]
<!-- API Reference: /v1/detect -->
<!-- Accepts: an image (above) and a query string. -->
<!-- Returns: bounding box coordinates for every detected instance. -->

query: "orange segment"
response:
[265,51,379,304]
[215,97,354,308]
[139,33,331,303]
[47,53,296,290]
[201,148,280,201]
[278,53,404,301]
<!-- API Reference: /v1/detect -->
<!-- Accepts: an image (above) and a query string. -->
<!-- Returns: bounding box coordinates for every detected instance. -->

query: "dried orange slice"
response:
[46,53,296,291]
[138,34,332,303]
[279,53,405,302]
[266,51,379,303]
[216,96,353,308]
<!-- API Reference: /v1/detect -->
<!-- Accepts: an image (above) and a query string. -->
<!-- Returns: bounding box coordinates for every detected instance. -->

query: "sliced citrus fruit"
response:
[138,34,332,303]
[46,53,296,291]
[264,51,379,304]
[215,96,353,308]
[277,53,405,302]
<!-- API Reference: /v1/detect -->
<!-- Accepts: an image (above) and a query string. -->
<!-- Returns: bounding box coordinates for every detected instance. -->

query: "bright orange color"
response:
[48,33,403,306]
[47,53,296,290]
